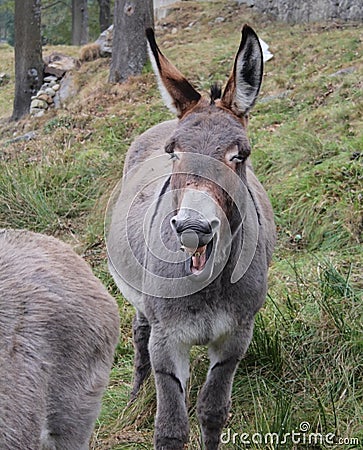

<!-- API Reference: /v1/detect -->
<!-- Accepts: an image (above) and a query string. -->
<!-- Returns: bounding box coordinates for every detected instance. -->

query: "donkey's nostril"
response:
[170,216,181,233]
[210,218,220,232]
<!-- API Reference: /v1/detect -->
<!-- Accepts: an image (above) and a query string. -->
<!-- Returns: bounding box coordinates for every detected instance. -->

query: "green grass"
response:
[0,1,362,449]
[0,43,14,118]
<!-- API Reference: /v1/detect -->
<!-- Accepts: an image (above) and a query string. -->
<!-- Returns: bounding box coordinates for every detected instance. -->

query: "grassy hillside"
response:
[0,1,362,449]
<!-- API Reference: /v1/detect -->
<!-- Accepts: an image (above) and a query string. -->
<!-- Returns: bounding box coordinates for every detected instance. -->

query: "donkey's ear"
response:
[221,25,263,117]
[146,28,201,118]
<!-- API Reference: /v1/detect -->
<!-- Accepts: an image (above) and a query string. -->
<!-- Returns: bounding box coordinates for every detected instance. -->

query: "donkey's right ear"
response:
[146,28,201,118]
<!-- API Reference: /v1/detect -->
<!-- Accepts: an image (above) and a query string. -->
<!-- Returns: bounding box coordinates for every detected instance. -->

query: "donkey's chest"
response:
[189,311,235,345]
[155,305,237,346]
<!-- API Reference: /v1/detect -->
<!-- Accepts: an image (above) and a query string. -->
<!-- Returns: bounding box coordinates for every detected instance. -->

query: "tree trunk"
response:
[12,0,43,121]
[98,0,111,32]
[72,0,88,45]
[109,0,154,83]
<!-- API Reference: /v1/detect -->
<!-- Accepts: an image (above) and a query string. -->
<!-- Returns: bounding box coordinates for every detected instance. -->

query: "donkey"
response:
[0,229,120,450]
[107,25,276,449]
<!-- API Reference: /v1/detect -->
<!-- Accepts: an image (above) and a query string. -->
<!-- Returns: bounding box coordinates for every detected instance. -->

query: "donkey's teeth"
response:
[181,245,207,257]
[191,245,208,273]
[191,245,207,257]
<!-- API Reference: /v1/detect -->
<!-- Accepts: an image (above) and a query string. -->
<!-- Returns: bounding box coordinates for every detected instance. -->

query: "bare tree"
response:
[12,0,43,121]
[72,0,88,45]
[98,0,111,32]
[109,0,154,83]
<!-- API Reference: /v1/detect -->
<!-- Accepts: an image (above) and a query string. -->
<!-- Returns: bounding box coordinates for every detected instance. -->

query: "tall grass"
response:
[0,154,107,234]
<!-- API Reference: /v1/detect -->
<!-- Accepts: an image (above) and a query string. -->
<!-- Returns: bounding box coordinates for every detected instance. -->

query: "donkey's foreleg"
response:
[197,322,254,450]
[149,329,190,450]
[130,311,151,401]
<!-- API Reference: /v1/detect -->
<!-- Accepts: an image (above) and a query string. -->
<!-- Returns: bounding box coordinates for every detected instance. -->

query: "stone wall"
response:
[237,0,363,23]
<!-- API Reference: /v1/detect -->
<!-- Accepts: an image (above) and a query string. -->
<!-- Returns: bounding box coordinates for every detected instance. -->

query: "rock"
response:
[0,72,10,85]
[43,52,80,78]
[215,17,225,23]
[32,109,45,118]
[7,131,37,144]
[37,93,53,104]
[95,25,113,57]
[30,99,48,109]
[28,52,79,117]
[53,72,78,108]
[154,0,178,20]
[236,0,363,22]
[35,90,47,97]
[330,66,357,77]
[44,75,58,83]
[259,38,274,62]
[237,0,255,5]
[44,87,56,97]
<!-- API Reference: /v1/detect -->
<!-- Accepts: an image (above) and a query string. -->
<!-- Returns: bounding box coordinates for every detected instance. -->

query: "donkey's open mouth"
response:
[171,208,219,278]
[181,239,214,275]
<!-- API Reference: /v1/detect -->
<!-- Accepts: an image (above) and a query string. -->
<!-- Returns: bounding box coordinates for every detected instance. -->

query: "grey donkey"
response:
[0,229,120,450]
[107,25,276,449]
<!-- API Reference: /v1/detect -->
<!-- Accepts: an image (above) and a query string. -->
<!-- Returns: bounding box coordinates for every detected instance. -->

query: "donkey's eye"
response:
[169,152,180,161]
[229,154,244,163]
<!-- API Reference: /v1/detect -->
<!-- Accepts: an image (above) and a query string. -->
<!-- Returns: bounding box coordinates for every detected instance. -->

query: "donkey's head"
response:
[146,26,263,280]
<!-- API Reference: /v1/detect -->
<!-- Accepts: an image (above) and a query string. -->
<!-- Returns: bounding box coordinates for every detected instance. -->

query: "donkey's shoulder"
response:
[246,163,276,263]
[124,119,177,175]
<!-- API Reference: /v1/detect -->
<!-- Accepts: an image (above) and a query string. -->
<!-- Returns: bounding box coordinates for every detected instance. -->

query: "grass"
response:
[0,43,14,118]
[0,1,362,448]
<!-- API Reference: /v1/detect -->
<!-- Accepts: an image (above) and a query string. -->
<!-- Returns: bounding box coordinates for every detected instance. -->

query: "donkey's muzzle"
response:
[171,217,210,245]
[170,210,220,275]
[170,214,220,248]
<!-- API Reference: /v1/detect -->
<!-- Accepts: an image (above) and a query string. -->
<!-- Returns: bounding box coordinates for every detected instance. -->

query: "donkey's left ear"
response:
[146,28,201,118]
[221,25,263,117]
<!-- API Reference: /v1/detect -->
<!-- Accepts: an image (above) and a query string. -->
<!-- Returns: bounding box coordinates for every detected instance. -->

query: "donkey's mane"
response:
[210,82,222,104]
